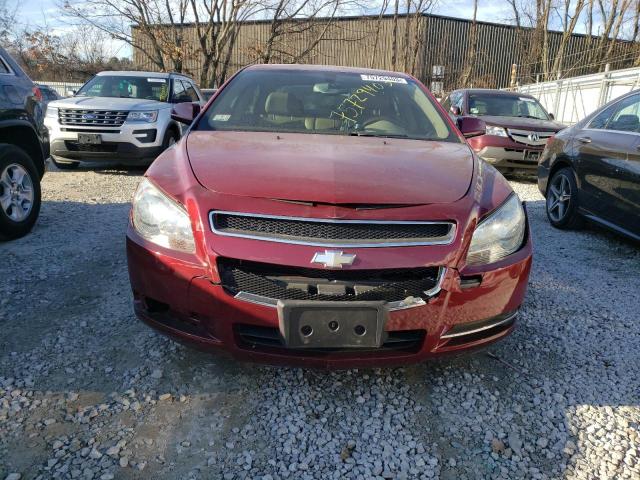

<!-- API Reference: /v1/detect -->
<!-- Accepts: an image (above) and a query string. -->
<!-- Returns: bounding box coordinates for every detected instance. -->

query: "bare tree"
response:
[550,0,587,78]
[408,0,436,76]
[369,0,390,68]
[189,0,262,87]
[63,0,262,86]
[459,0,478,86]
[253,0,352,66]
[391,0,399,70]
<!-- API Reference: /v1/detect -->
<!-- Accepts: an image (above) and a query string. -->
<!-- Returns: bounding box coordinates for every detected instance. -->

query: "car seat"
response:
[264,91,305,127]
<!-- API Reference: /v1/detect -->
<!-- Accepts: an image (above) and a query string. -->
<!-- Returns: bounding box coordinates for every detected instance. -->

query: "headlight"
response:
[127,110,158,123]
[485,125,508,137]
[467,194,525,266]
[132,178,195,253]
[45,106,58,118]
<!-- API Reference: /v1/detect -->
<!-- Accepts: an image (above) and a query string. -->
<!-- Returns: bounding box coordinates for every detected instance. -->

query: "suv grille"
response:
[507,129,556,147]
[211,212,455,247]
[58,109,129,127]
[218,258,441,304]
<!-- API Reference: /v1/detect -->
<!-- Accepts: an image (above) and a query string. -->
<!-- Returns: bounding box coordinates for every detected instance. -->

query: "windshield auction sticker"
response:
[360,74,407,84]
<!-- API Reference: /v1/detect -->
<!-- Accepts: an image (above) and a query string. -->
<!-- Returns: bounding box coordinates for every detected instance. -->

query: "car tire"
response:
[0,144,42,241]
[51,156,80,170]
[163,129,179,150]
[546,167,583,229]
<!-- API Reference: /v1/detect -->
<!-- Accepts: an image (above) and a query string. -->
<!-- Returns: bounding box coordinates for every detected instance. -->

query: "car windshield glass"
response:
[76,76,169,101]
[196,69,458,142]
[468,93,549,120]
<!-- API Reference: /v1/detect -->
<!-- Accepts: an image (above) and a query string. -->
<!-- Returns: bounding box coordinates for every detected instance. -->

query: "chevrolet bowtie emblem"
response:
[311,250,356,269]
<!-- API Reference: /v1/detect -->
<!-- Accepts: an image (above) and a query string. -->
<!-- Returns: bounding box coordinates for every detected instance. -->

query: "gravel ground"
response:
[1,162,639,480]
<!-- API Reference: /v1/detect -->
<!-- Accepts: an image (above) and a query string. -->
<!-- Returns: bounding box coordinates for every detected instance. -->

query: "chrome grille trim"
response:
[232,267,447,312]
[507,129,556,147]
[58,109,129,127]
[441,311,517,339]
[209,211,456,248]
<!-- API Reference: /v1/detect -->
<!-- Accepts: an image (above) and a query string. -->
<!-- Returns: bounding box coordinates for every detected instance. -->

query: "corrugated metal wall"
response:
[133,13,637,90]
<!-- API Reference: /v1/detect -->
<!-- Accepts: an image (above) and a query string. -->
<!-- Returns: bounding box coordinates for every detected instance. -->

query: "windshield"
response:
[76,75,169,101]
[468,93,549,120]
[196,69,458,142]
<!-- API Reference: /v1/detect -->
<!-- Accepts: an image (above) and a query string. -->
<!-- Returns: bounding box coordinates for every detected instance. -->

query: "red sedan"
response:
[126,65,532,368]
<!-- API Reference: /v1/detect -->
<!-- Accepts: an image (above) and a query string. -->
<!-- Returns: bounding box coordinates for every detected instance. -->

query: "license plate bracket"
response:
[78,133,102,145]
[523,150,540,162]
[277,300,387,349]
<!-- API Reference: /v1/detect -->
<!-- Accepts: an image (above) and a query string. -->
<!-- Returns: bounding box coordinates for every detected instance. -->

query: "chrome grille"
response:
[58,109,129,127]
[210,211,456,247]
[507,129,556,147]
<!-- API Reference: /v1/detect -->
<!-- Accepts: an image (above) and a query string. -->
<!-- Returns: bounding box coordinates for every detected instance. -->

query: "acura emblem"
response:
[311,250,356,269]
[528,132,540,142]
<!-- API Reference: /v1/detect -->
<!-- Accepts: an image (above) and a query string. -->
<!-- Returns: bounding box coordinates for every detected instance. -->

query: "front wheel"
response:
[546,167,583,229]
[162,129,179,150]
[0,144,42,240]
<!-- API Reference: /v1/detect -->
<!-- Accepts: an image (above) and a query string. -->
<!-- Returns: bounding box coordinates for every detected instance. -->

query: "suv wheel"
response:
[163,129,179,149]
[546,167,583,229]
[51,155,80,170]
[0,144,42,240]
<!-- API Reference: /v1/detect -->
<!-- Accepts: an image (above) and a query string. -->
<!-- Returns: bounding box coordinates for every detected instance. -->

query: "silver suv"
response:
[45,71,204,169]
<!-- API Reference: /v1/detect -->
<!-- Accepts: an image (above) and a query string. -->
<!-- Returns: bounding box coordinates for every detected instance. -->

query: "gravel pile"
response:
[0,163,638,479]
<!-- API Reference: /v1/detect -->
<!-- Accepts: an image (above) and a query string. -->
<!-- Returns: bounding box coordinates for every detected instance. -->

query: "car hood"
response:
[49,97,168,110]
[186,131,474,205]
[478,115,566,131]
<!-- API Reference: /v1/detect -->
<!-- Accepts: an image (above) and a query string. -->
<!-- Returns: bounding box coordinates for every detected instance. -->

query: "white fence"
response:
[514,66,640,125]
[36,80,84,97]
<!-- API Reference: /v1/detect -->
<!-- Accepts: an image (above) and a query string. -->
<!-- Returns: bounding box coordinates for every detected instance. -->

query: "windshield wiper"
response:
[348,131,409,138]
[517,115,545,120]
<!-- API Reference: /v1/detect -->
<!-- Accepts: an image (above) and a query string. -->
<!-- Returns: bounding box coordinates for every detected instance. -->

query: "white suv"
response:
[45,71,205,169]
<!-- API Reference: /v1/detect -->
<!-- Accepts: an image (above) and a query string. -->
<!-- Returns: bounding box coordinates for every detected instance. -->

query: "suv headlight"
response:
[127,110,158,123]
[132,178,195,253]
[467,194,525,266]
[485,125,508,137]
[46,106,58,118]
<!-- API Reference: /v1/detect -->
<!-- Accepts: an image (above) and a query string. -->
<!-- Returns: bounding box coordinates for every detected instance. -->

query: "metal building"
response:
[132,13,637,90]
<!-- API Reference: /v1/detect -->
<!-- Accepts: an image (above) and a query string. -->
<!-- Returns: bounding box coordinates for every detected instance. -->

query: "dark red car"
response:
[442,89,566,173]
[126,65,532,368]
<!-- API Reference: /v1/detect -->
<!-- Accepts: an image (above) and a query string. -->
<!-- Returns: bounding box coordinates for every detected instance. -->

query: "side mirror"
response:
[457,116,486,138]
[171,102,201,124]
[450,106,461,116]
[67,90,76,97]
[549,113,555,120]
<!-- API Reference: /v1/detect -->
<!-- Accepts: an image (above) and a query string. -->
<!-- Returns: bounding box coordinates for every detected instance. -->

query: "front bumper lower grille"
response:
[235,324,426,353]
[210,211,455,247]
[218,258,444,310]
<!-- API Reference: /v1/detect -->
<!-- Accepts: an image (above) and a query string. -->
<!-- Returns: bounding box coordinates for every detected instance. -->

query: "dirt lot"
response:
[1,162,639,480]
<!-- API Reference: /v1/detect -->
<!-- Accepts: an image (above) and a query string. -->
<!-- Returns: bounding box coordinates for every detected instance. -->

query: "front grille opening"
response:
[235,324,425,354]
[211,212,454,246]
[144,297,169,314]
[218,258,440,304]
[140,297,211,339]
[65,141,118,153]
